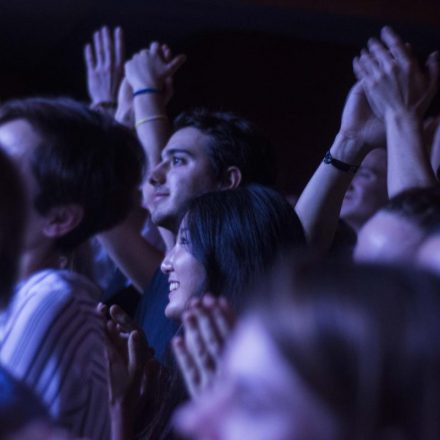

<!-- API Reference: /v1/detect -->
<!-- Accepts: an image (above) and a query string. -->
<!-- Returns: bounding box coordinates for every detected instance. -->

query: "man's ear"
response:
[220,166,242,190]
[42,204,84,238]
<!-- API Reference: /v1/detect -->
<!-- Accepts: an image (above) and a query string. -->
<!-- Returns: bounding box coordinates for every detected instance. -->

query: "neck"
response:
[18,247,69,281]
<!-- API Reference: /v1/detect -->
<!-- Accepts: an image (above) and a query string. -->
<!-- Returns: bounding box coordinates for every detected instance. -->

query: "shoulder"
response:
[17,269,101,305]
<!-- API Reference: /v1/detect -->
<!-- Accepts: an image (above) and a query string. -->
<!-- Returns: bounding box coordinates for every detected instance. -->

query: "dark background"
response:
[0,0,439,193]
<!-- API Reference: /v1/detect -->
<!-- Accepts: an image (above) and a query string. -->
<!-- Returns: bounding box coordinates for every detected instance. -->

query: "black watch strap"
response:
[323,151,359,174]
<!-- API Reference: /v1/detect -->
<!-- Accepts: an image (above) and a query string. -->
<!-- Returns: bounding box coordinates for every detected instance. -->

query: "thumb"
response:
[165,54,187,77]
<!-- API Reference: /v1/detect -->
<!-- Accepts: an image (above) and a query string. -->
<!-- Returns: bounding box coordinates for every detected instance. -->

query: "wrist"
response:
[331,132,369,164]
[385,108,421,128]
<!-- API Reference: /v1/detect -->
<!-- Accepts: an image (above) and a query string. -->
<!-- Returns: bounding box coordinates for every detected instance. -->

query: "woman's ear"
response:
[42,204,84,238]
[220,166,242,190]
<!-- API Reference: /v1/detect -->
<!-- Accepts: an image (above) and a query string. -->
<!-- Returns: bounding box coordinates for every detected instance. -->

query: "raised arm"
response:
[84,26,125,115]
[295,82,384,252]
[125,42,186,172]
[354,26,439,197]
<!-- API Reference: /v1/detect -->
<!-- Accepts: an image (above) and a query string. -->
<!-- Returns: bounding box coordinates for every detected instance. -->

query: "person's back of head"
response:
[183,184,305,310]
[0,149,25,307]
[0,97,145,253]
[257,260,440,439]
[383,186,440,234]
[355,186,440,263]
[174,109,277,187]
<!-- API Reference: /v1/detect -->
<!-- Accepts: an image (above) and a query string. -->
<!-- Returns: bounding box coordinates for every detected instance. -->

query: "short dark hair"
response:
[174,109,276,186]
[184,184,305,310]
[0,150,25,307]
[382,186,440,236]
[0,97,145,252]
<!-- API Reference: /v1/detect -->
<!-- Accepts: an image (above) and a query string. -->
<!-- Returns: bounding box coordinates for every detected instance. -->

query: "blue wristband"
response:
[133,87,162,97]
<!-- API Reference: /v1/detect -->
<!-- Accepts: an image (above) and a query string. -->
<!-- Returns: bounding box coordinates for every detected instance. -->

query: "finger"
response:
[189,297,201,309]
[213,297,235,339]
[353,57,367,81]
[109,304,135,331]
[96,301,108,317]
[93,30,104,66]
[114,26,125,67]
[84,43,95,71]
[165,54,187,77]
[161,43,172,61]
[183,312,215,380]
[172,336,200,398]
[426,51,440,99]
[102,26,113,66]
[149,41,160,56]
[194,305,223,359]
[381,26,412,65]
[128,330,145,384]
[368,38,394,71]
[359,49,382,79]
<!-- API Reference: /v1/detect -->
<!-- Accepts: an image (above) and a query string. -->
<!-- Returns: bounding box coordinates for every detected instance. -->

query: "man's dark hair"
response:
[0,150,25,307]
[174,109,276,186]
[383,186,440,236]
[184,184,305,311]
[0,97,145,252]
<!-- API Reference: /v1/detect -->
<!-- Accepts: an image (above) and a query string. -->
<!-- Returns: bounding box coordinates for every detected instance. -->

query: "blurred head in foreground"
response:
[176,259,440,440]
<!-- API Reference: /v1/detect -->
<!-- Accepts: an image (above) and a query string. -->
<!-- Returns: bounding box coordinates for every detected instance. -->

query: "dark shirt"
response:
[0,364,48,436]
[135,269,179,364]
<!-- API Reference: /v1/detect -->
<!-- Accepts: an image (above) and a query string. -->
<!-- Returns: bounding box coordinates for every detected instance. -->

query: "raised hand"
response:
[84,26,125,108]
[354,26,439,119]
[124,41,186,97]
[172,295,235,399]
[98,302,168,438]
[339,82,385,149]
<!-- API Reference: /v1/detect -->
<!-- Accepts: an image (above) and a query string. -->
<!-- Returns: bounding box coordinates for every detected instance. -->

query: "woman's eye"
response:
[179,236,189,245]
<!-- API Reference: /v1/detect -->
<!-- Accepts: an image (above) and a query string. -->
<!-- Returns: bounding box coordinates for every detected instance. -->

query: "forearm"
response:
[386,110,436,197]
[98,220,163,292]
[295,133,367,252]
[134,94,170,173]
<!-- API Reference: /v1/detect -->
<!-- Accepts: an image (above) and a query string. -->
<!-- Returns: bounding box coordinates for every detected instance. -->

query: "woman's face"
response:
[174,315,338,440]
[161,222,207,320]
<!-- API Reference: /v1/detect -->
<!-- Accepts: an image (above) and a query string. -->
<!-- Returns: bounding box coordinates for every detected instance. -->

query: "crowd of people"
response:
[0,23,440,439]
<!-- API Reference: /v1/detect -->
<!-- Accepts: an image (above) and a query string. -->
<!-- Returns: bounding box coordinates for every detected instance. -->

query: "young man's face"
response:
[146,127,220,233]
[0,119,46,250]
[340,149,387,232]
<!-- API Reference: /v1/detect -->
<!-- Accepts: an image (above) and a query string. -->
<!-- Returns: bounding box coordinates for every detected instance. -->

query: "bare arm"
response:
[125,42,186,173]
[295,83,383,252]
[354,26,439,197]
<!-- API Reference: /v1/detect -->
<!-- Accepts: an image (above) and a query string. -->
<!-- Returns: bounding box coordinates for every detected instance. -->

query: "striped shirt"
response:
[0,269,110,439]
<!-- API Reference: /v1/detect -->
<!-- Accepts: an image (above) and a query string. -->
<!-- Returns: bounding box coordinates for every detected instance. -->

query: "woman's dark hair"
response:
[0,150,25,308]
[0,97,145,252]
[174,109,277,187]
[183,184,305,310]
[256,259,440,439]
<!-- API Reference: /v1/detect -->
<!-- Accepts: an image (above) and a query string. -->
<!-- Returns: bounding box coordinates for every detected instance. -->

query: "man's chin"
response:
[150,209,178,232]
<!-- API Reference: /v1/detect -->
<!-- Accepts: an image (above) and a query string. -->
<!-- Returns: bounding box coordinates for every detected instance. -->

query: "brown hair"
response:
[255,260,440,440]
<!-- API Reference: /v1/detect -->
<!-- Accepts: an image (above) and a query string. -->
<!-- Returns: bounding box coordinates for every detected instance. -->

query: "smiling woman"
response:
[160,184,306,320]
